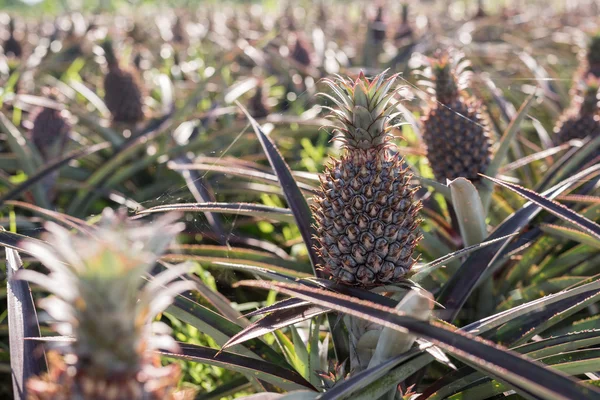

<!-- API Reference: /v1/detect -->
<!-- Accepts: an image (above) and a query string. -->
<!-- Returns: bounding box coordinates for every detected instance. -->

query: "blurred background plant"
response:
[0,0,599,399]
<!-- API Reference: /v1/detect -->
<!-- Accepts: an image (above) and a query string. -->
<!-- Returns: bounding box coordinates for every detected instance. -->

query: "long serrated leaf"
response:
[5,239,46,399]
[161,344,316,392]
[0,112,49,208]
[437,165,598,323]
[484,175,600,242]
[236,280,600,400]
[0,142,110,205]
[236,101,318,271]
[223,306,328,350]
[137,202,296,224]
[540,224,600,249]
[480,94,536,209]
[411,234,518,282]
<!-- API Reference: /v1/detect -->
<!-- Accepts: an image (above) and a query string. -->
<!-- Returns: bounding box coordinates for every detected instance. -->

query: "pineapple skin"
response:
[422,97,492,183]
[313,150,421,287]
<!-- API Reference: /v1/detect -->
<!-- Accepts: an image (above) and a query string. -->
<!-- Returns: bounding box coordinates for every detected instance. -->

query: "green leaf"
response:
[137,202,296,224]
[0,112,49,209]
[237,280,600,400]
[481,93,537,209]
[483,175,600,242]
[162,344,316,392]
[540,224,600,249]
[0,142,110,205]
[4,236,46,399]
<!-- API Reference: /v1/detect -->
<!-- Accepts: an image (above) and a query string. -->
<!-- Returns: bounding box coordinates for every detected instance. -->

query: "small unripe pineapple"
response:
[554,77,600,143]
[421,50,492,183]
[19,209,194,400]
[313,71,422,287]
[102,39,145,124]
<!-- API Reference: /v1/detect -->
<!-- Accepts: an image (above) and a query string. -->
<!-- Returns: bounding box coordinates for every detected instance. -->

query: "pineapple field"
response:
[1,0,600,399]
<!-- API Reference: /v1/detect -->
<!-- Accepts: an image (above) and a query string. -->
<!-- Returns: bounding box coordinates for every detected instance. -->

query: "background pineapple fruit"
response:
[3,17,22,58]
[19,209,194,400]
[395,3,413,41]
[554,77,600,143]
[420,50,492,183]
[313,71,422,287]
[102,39,145,124]
[29,88,70,161]
[249,82,270,120]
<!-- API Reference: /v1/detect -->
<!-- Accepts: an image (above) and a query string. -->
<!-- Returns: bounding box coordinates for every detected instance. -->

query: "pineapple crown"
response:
[8,17,15,33]
[18,208,195,378]
[101,38,119,69]
[587,32,600,66]
[320,70,403,150]
[421,49,472,104]
[401,3,409,24]
[580,77,600,115]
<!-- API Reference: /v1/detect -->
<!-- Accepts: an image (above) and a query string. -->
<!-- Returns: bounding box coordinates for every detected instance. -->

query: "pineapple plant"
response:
[313,71,422,287]
[101,39,145,124]
[554,76,600,143]
[18,209,194,400]
[420,50,492,183]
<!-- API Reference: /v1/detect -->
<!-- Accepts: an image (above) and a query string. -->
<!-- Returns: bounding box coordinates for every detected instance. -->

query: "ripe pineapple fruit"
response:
[19,209,194,400]
[421,50,492,183]
[102,39,145,124]
[313,71,422,287]
[554,77,600,143]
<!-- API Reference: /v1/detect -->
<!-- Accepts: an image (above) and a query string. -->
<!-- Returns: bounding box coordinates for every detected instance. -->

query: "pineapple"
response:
[30,89,70,161]
[370,6,386,43]
[19,208,194,400]
[394,3,413,41]
[363,6,386,68]
[420,50,492,183]
[290,33,312,68]
[102,39,145,124]
[554,77,600,143]
[249,83,270,120]
[3,17,22,58]
[313,71,422,287]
